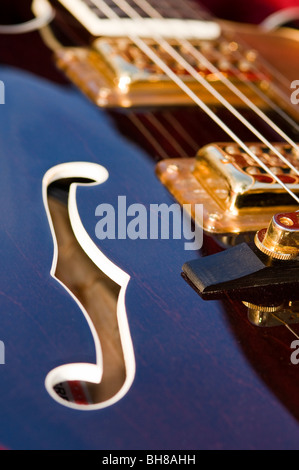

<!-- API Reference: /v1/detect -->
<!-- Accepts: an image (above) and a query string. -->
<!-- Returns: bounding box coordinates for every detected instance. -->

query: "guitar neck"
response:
[52,0,211,22]
[48,0,216,43]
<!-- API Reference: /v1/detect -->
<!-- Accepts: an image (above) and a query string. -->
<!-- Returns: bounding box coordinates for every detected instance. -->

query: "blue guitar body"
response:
[0,67,299,449]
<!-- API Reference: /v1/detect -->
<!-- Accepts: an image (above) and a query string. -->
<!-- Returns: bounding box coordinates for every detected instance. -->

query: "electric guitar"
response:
[0,0,299,450]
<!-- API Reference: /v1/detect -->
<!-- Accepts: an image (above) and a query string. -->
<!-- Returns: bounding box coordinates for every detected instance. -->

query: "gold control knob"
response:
[255,211,299,261]
[243,302,283,312]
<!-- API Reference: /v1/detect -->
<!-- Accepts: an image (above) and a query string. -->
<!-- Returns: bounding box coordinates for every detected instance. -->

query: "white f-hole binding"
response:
[43,162,135,411]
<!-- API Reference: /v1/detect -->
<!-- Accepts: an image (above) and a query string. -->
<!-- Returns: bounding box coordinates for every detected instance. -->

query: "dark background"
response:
[1,0,299,23]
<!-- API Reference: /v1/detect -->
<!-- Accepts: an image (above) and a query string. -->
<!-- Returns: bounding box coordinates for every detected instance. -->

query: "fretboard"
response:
[54,0,218,39]
[81,0,210,20]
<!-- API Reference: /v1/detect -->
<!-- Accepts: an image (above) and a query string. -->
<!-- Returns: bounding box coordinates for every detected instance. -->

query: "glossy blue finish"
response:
[0,67,298,449]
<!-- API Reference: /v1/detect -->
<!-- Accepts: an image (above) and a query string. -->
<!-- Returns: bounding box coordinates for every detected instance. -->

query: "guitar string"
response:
[35,14,198,158]
[37,1,218,158]
[91,0,211,157]
[128,113,170,159]
[112,0,299,177]
[270,313,299,340]
[215,41,299,123]
[130,0,299,338]
[145,113,187,158]
[131,111,195,158]
[109,1,298,161]
[40,1,299,338]
[184,40,299,135]
[91,0,292,93]
[39,23,255,160]
[136,87,299,166]
[163,112,199,152]
[37,9,193,158]
[96,0,299,203]
[125,9,299,339]
[129,0,299,167]
[219,63,299,134]
[90,0,299,135]
[132,0,299,133]
[131,0,299,133]
[202,2,299,119]
[105,0,299,160]
[187,0,295,92]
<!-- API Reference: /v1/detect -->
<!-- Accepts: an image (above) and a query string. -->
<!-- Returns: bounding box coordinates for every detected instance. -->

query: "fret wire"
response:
[128,0,299,175]
[90,0,299,203]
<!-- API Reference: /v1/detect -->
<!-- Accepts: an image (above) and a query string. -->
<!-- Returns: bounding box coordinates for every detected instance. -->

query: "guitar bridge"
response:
[156,142,299,234]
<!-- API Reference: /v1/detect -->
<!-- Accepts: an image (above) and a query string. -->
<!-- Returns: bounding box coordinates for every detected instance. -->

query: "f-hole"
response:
[43,163,134,410]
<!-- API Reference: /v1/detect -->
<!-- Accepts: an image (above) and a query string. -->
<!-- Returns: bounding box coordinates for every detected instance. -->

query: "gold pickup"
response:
[54,37,268,108]
[156,143,299,234]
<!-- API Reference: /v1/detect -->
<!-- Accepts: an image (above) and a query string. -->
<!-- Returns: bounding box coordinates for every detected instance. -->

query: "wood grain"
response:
[48,196,126,404]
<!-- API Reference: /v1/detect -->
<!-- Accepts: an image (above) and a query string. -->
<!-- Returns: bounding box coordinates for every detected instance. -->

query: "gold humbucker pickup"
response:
[55,37,267,108]
[156,143,299,234]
